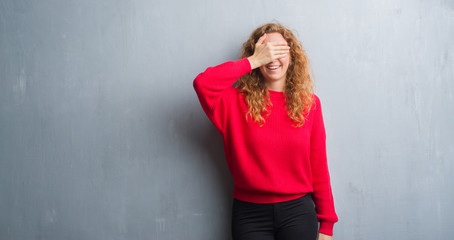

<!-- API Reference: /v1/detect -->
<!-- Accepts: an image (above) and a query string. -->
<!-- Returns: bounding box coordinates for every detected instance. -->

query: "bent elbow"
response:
[193,72,205,92]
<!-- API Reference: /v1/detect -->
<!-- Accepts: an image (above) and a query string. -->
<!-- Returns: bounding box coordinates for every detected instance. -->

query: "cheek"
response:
[281,57,290,69]
[279,54,290,64]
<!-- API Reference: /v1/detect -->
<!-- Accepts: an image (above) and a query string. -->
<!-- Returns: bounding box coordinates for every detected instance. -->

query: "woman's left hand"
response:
[318,232,333,240]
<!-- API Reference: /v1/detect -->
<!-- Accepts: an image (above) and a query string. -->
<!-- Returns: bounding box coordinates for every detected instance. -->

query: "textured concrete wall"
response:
[1,0,453,239]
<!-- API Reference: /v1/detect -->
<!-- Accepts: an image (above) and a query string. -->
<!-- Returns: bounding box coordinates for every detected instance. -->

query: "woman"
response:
[193,23,338,240]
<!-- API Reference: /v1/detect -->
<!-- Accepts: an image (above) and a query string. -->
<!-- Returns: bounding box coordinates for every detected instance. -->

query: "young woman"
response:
[193,23,338,240]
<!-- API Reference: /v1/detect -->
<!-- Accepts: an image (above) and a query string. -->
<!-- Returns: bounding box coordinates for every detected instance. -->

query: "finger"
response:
[272,49,290,55]
[276,52,289,57]
[269,41,288,46]
[272,45,291,50]
[274,52,289,59]
[256,33,267,45]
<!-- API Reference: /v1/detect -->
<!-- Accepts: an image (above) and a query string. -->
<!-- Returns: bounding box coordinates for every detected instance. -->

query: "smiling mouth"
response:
[266,65,281,71]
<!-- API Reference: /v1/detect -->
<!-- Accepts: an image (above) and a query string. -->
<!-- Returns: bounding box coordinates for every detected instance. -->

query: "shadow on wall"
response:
[180,92,234,196]
[166,91,235,238]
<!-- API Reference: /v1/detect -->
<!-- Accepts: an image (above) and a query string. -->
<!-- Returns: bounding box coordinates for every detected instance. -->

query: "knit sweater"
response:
[193,57,338,235]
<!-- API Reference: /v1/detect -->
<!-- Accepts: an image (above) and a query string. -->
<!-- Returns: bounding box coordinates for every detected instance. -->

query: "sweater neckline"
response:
[267,89,285,101]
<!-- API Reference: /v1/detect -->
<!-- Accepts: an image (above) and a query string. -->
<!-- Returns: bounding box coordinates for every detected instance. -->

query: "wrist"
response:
[247,56,259,70]
[319,221,335,236]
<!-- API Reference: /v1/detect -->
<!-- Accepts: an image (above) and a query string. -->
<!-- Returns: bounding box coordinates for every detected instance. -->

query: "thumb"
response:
[256,33,267,45]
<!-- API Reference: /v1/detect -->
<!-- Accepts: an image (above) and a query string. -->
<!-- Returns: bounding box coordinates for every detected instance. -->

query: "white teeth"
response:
[268,66,280,70]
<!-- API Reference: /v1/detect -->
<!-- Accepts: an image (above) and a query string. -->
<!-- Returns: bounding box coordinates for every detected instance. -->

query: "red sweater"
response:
[193,57,338,235]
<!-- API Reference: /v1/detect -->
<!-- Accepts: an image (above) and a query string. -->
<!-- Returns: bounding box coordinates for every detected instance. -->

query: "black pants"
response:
[231,193,318,240]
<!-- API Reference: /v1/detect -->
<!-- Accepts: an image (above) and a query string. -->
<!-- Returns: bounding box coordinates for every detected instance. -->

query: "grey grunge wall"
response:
[1,0,453,239]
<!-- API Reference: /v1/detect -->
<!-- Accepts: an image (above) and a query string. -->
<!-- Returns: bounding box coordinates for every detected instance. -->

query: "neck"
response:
[265,79,286,92]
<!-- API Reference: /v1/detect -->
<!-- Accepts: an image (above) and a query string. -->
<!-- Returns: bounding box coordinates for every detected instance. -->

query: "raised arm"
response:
[193,33,290,133]
[193,58,252,133]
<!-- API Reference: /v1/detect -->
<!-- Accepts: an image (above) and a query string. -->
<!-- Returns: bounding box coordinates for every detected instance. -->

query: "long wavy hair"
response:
[236,23,315,128]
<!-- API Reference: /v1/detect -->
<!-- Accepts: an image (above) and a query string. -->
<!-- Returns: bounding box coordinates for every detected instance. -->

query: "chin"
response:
[263,74,285,82]
[260,68,287,82]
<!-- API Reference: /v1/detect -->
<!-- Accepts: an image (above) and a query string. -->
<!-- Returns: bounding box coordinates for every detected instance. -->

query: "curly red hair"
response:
[235,22,316,127]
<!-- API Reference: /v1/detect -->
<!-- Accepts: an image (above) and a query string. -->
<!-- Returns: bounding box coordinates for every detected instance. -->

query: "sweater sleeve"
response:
[193,58,252,133]
[310,94,339,236]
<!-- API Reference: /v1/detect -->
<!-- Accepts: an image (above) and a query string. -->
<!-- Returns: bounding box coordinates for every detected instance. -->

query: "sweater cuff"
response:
[238,57,252,74]
[319,221,335,236]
